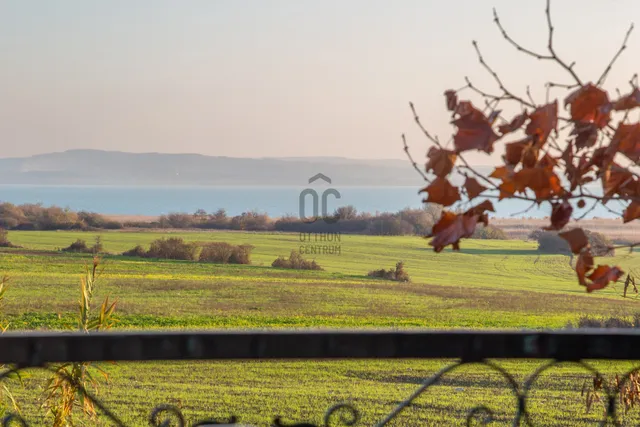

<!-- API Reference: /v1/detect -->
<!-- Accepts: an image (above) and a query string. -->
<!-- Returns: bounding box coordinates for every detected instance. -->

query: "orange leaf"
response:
[526,101,558,146]
[576,250,594,286]
[559,228,589,254]
[498,111,528,135]
[612,87,640,111]
[444,90,458,111]
[544,201,573,231]
[513,167,563,200]
[489,165,514,180]
[586,265,624,293]
[498,180,517,200]
[623,201,640,223]
[419,177,460,207]
[452,103,500,154]
[564,83,611,129]
[464,177,487,200]
[425,147,457,177]
[609,123,640,163]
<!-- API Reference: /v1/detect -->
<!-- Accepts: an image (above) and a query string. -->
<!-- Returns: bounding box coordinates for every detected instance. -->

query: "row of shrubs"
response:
[121,238,255,264]
[0,202,510,238]
[54,236,411,281]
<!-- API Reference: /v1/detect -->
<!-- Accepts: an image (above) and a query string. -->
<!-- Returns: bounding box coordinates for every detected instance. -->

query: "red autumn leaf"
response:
[428,211,478,253]
[612,87,640,111]
[526,101,558,146]
[454,101,474,117]
[428,201,493,252]
[608,123,640,163]
[586,265,624,293]
[419,177,460,207]
[444,90,458,111]
[464,177,487,200]
[559,228,589,254]
[537,153,558,170]
[576,249,594,286]
[623,201,640,223]
[466,200,495,217]
[498,111,528,135]
[504,140,530,166]
[513,167,563,200]
[452,103,500,154]
[544,201,573,231]
[601,163,634,202]
[425,147,457,177]
[570,122,599,150]
[564,83,611,129]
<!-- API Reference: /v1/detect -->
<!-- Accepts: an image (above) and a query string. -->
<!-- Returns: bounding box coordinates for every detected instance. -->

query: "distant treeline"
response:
[0,202,508,238]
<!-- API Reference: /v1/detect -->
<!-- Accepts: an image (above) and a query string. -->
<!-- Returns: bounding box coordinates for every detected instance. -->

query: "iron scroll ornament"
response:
[1,360,639,426]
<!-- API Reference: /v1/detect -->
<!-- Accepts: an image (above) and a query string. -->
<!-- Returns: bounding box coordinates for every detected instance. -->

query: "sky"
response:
[0,0,638,161]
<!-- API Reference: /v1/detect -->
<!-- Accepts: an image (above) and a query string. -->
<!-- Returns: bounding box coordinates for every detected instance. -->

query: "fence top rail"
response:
[0,329,639,366]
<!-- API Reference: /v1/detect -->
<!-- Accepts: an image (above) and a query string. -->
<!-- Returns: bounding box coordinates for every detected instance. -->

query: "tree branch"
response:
[545,0,583,86]
[409,102,442,148]
[401,134,431,183]
[472,40,535,108]
[597,23,635,86]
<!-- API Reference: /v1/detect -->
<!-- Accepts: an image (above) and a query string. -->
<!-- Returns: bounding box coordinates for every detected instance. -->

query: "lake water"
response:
[0,185,620,219]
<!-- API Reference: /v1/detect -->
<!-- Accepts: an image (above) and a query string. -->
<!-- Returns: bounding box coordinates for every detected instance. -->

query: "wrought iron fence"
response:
[2,329,640,426]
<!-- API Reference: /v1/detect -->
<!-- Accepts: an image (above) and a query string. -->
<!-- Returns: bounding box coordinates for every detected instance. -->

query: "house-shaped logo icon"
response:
[308,173,331,184]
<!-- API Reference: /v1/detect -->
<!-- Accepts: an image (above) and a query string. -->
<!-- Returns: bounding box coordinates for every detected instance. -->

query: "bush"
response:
[566,314,640,329]
[62,239,90,253]
[0,228,17,248]
[368,261,410,282]
[535,229,615,256]
[146,237,201,261]
[472,225,509,240]
[271,250,323,270]
[122,245,147,258]
[198,242,254,264]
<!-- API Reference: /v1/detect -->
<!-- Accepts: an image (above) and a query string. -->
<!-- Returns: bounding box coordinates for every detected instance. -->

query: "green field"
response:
[2,230,640,425]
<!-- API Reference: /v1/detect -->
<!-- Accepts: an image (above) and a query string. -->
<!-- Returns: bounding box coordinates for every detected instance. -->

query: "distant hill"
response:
[0,149,492,186]
[0,150,492,186]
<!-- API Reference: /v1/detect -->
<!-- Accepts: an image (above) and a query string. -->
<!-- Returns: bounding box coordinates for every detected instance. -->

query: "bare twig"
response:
[402,134,430,183]
[409,102,442,148]
[526,86,536,106]
[545,0,583,85]
[472,40,536,108]
[510,201,539,217]
[597,23,634,86]
[491,1,582,86]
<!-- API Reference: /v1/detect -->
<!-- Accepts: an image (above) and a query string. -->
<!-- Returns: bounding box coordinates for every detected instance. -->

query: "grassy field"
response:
[2,229,640,425]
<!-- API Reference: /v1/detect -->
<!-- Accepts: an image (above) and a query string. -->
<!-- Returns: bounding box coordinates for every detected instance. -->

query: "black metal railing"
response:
[2,329,640,426]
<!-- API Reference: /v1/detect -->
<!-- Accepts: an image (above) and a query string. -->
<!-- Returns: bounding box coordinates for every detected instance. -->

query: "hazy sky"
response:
[0,1,638,161]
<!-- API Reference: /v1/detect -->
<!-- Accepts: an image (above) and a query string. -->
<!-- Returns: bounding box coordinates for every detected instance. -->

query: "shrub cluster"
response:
[0,203,122,230]
[272,250,323,270]
[0,228,19,248]
[531,229,615,256]
[566,314,640,329]
[471,225,509,240]
[122,238,253,264]
[367,261,410,282]
[61,237,104,254]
